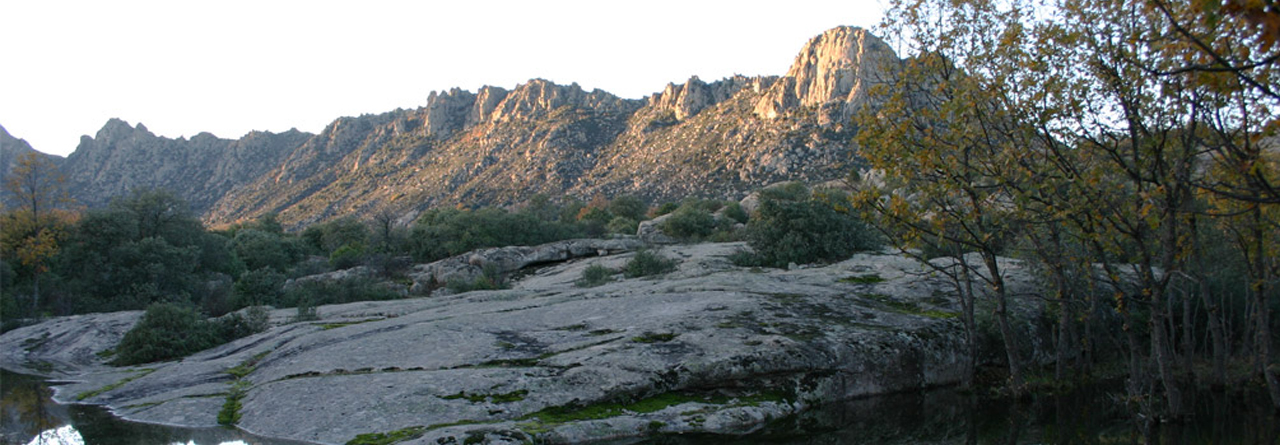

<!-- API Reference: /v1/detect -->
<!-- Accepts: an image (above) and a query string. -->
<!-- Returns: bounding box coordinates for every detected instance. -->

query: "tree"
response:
[2,152,72,314]
[861,0,1280,415]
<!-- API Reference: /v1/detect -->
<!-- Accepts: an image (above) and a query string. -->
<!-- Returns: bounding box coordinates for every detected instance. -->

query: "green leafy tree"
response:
[233,229,299,273]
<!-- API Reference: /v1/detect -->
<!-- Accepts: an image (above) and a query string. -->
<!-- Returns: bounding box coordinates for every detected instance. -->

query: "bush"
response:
[606,217,639,235]
[576,264,615,287]
[232,267,286,309]
[757,182,810,202]
[624,250,678,278]
[722,202,748,224]
[293,299,319,322]
[659,206,716,241]
[113,303,270,366]
[213,306,270,341]
[113,303,218,365]
[608,195,648,221]
[744,196,880,268]
[329,243,365,270]
[728,249,767,268]
[651,202,679,217]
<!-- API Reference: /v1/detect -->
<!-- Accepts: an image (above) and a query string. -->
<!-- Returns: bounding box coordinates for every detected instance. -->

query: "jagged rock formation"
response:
[0,242,1048,444]
[16,26,896,229]
[754,26,896,123]
[203,26,897,229]
[58,119,310,212]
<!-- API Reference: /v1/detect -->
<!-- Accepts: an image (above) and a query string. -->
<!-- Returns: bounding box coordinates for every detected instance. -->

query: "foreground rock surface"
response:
[0,242,1043,445]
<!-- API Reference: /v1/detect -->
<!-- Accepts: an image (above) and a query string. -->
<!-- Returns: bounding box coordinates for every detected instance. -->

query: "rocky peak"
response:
[490,79,630,123]
[650,75,775,121]
[754,26,897,122]
[421,80,637,139]
[423,88,478,137]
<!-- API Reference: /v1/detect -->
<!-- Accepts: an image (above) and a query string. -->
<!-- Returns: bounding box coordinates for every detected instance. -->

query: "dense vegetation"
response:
[855,0,1280,419]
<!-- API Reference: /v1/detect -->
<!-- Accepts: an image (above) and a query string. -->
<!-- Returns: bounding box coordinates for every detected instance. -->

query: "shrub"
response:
[293,299,319,322]
[606,217,639,235]
[728,249,766,267]
[624,250,678,278]
[213,306,270,341]
[113,303,270,366]
[233,229,302,272]
[659,206,716,241]
[744,196,880,268]
[651,202,679,217]
[576,264,615,287]
[113,303,218,365]
[329,243,366,270]
[608,195,648,221]
[232,267,286,309]
[721,202,748,224]
[757,182,810,202]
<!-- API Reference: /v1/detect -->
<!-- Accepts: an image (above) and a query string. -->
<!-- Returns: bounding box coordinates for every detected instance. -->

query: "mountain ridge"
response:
[3,26,897,229]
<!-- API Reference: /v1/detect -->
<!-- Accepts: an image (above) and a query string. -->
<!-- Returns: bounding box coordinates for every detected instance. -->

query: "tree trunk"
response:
[1250,208,1280,410]
[957,257,979,390]
[984,252,1024,393]
[1192,214,1228,387]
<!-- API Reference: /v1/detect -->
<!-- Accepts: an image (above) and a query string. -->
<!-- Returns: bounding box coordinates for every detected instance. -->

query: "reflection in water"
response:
[6,368,1280,444]
[2,370,308,445]
[25,425,82,445]
[633,383,1280,444]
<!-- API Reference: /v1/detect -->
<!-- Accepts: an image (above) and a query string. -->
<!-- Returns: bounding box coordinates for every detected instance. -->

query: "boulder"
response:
[409,238,644,293]
[636,213,678,244]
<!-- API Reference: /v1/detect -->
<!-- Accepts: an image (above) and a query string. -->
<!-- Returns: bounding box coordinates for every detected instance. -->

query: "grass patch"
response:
[554,323,589,331]
[346,425,426,445]
[631,332,679,343]
[217,351,271,425]
[76,368,156,401]
[121,401,164,410]
[317,318,383,330]
[862,294,958,319]
[225,351,271,379]
[217,380,249,425]
[516,391,788,435]
[587,328,618,336]
[840,273,885,284]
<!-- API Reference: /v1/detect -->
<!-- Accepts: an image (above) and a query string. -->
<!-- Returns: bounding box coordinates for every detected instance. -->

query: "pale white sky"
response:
[1,0,886,157]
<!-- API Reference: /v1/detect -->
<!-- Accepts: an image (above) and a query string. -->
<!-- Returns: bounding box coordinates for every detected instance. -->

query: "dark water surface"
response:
[0,370,308,445]
[4,368,1278,444]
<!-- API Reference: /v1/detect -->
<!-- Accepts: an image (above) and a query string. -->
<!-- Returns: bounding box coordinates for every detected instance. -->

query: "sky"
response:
[1,0,887,157]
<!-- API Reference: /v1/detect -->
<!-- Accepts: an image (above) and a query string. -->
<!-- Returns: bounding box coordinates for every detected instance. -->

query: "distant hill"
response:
[5,26,898,229]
